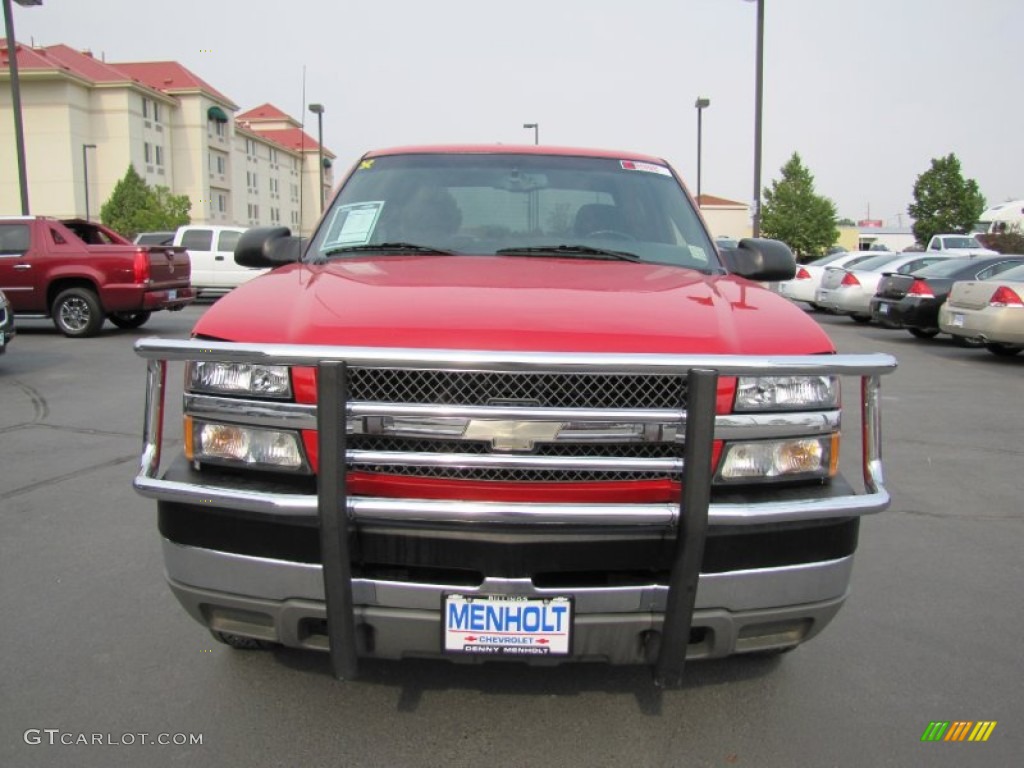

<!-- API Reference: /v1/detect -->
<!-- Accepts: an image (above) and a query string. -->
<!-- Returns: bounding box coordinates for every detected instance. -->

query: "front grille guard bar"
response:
[136,340,895,685]
[136,340,896,527]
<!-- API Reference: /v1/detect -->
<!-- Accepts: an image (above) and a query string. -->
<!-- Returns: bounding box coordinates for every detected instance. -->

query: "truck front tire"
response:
[52,287,104,338]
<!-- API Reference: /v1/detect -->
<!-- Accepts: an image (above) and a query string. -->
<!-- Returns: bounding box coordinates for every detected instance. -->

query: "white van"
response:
[173,225,267,295]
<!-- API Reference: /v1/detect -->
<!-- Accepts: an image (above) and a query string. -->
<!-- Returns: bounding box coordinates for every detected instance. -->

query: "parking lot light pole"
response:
[308,103,325,212]
[3,0,43,215]
[523,123,539,145]
[82,144,96,221]
[743,0,765,237]
[694,97,710,205]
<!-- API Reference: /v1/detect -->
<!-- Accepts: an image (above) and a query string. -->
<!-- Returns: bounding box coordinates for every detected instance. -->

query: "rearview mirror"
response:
[719,238,797,281]
[235,227,305,268]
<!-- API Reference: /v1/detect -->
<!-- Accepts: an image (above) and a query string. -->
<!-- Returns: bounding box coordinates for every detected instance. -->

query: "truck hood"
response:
[194,256,834,355]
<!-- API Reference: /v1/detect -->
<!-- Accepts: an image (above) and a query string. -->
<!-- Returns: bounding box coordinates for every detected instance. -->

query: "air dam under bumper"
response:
[164,539,852,662]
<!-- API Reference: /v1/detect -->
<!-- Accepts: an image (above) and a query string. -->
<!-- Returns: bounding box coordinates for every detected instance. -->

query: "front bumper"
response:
[164,538,853,662]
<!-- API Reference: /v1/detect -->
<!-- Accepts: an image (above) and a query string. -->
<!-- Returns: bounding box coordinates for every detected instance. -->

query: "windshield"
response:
[993,264,1024,282]
[914,258,979,277]
[307,153,720,271]
[943,236,982,249]
[847,252,903,271]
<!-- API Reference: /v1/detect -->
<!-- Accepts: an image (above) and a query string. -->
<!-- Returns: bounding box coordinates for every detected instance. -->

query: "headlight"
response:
[716,435,837,483]
[186,419,307,472]
[187,361,291,398]
[735,375,838,411]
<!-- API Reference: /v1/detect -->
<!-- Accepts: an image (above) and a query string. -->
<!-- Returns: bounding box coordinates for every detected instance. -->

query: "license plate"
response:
[952,313,964,327]
[443,594,572,657]
[878,303,889,315]
[168,289,177,300]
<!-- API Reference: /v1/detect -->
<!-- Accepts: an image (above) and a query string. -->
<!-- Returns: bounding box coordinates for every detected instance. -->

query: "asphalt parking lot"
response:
[1,304,1020,768]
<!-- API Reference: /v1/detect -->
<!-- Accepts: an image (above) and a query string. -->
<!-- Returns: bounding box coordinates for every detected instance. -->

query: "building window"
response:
[290,183,299,202]
[144,142,152,163]
[212,120,226,138]
[153,102,161,123]
[217,194,227,213]
[155,145,163,167]
[216,155,226,175]
[269,178,278,197]
[291,210,299,226]
[142,97,149,119]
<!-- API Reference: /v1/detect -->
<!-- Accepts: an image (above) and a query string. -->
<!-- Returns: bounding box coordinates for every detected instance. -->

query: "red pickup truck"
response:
[133,146,896,685]
[0,217,194,337]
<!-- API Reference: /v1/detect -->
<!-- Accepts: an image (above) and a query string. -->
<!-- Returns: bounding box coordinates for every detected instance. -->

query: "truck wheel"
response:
[108,311,152,329]
[908,328,939,339]
[985,343,1021,357]
[210,630,275,650]
[52,287,104,338]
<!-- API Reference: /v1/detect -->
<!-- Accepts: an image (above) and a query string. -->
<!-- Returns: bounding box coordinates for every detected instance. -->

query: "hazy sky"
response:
[10,0,1023,226]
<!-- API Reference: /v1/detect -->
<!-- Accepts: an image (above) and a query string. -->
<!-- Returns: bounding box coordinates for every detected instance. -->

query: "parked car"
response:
[0,217,193,337]
[871,256,1024,340]
[926,234,998,257]
[777,251,880,307]
[939,263,1024,356]
[133,231,175,246]
[0,289,14,354]
[816,252,954,321]
[172,225,265,296]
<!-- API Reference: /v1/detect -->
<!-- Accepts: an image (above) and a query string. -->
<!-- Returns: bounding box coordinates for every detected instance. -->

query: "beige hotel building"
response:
[1,40,334,235]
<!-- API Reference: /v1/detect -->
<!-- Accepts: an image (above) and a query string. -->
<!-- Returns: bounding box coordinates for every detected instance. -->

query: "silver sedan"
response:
[816,252,954,321]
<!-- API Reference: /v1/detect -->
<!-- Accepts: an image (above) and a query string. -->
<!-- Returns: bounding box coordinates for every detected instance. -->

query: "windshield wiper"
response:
[320,242,456,259]
[494,244,642,262]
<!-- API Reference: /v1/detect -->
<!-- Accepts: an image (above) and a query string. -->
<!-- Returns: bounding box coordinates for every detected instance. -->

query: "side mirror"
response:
[720,238,797,281]
[235,227,305,268]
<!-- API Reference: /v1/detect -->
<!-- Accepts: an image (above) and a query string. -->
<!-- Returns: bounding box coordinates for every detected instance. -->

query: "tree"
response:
[99,166,191,238]
[760,152,839,261]
[908,154,985,246]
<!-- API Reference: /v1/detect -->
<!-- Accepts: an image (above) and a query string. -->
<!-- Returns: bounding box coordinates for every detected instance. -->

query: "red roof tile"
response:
[114,60,236,108]
[237,103,294,122]
[244,126,333,158]
[697,194,747,208]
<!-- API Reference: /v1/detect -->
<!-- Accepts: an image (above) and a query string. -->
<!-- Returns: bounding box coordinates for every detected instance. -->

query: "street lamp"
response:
[3,0,44,215]
[308,103,325,212]
[694,97,710,205]
[523,123,539,145]
[82,144,96,221]
[744,0,765,237]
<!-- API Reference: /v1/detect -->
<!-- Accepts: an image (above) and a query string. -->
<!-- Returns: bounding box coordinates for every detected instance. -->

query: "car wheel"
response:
[210,630,276,650]
[52,287,104,338]
[908,328,939,339]
[851,315,871,324]
[108,311,152,329]
[985,343,1022,358]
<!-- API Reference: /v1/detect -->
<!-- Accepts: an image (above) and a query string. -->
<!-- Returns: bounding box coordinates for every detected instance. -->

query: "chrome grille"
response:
[348,435,678,482]
[349,369,687,409]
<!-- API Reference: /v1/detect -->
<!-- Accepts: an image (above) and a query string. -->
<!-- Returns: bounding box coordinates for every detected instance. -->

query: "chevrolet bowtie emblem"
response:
[463,420,563,452]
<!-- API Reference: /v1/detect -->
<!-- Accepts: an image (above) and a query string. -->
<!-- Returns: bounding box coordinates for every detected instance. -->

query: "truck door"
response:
[0,222,43,312]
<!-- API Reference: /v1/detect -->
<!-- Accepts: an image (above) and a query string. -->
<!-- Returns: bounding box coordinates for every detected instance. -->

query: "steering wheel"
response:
[584,229,637,241]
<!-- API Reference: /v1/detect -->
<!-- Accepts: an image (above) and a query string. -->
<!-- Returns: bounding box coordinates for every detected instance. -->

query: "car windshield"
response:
[943,236,982,249]
[307,152,720,271]
[914,258,980,277]
[806,251,851,267]
[847,253,903,271]
[992,264,1024,282]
